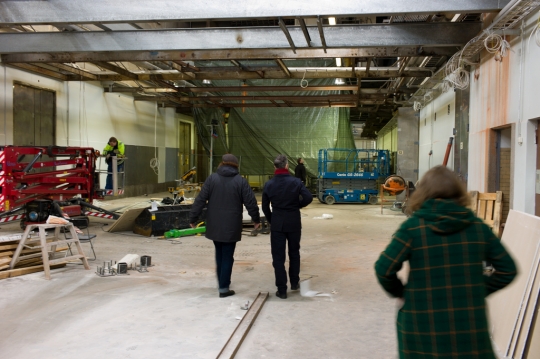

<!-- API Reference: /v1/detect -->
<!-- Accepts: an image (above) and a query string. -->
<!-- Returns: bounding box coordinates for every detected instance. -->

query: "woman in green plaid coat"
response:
[375,166,516,359]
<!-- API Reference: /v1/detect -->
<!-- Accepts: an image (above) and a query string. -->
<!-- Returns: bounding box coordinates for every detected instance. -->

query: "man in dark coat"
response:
[262,154,313,299]
[294,157,306,184]
[189,154,260,298]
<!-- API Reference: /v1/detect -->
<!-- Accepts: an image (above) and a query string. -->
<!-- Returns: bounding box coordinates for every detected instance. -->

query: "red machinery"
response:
[0,145,119,226]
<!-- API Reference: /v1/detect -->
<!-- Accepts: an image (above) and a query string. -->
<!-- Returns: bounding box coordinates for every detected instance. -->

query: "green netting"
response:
[192,60,355,177]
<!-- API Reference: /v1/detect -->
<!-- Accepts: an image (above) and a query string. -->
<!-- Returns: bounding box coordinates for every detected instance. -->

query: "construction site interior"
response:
[2,1,540,358]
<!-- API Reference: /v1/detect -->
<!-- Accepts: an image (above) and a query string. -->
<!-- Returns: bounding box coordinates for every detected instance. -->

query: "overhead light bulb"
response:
[328,17,336,25]
[335,78,345,85]
[336,58,342,67]
[202,79,211,85]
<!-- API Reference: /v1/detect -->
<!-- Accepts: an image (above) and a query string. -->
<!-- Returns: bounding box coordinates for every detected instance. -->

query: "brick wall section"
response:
[499,148,511,224]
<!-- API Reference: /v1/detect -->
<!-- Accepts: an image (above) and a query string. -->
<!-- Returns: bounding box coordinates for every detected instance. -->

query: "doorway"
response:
[178,121,192,179]
[489,127,512,224]
[13,83,55,146]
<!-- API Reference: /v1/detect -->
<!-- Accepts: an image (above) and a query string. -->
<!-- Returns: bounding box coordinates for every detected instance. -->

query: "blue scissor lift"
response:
[317,148,390,204]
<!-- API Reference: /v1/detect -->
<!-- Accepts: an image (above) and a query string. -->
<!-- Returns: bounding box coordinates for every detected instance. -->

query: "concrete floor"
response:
[0,192,406,359]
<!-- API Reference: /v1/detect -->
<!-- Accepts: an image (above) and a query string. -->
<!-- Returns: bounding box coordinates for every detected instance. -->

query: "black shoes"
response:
[276,291,287,299]
[291,283,300,291]
[219,290,235,298]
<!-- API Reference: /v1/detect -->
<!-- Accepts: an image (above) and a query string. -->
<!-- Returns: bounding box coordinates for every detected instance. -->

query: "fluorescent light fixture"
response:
[202,79,212,84]
[335,78,345,85]
[328,17,336,25]
[336,58,342,67]
[451,14,461,22]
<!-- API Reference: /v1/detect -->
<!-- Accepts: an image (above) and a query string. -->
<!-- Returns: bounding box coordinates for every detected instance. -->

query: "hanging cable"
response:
[527,15,540,49]
[483,30,512,61]
[300,70,308,88]
[149,102,160,175]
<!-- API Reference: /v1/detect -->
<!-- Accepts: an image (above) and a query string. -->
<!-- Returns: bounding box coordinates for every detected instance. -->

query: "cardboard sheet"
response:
[105,208,146,233]
[487,210,540,357]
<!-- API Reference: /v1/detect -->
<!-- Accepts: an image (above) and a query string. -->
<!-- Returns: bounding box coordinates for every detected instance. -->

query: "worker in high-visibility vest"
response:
[103,136,125,190]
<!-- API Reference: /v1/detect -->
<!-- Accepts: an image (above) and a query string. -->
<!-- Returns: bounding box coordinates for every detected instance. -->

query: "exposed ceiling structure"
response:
[0,0,533,137]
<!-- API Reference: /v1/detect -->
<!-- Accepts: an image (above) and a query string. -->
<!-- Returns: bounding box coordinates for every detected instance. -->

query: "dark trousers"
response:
[271,230,301,293]
[213,241,237,292]
[105,162,124,189]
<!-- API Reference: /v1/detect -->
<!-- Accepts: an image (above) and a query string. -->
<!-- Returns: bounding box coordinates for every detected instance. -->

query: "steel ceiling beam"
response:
[8,63,67,81]
[275,59,291,78]
[134,95,361,102]
[105,87,178,93]
[316,16,328,53]
[1,46,460,63]
[191,102,363,108]
[162,61,195,78]
[89,67,434,81]
[106,85,409,94]
[0,23,481,53]
[0,0,510,24]
[94,61,138,80]
[48,63,98,80]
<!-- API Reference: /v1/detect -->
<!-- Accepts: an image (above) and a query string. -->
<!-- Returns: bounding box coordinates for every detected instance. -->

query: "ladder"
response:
[9,223,90,279]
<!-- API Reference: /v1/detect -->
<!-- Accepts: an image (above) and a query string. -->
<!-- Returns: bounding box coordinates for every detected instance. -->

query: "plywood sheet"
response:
[525,310,540,359]
[487,210,540,357]
[105,208,146,233]
[513,264,540,358]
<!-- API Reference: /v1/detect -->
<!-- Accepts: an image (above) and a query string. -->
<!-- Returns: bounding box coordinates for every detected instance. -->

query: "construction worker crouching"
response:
[103,136,125,190]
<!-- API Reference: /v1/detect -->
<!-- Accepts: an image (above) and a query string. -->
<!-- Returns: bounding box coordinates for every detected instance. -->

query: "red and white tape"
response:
[0,214,25,223]
[85,211,115,219]
[105,189,124,195]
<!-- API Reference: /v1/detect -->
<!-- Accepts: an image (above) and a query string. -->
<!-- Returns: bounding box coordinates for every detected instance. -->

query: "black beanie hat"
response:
[222,154,239,167]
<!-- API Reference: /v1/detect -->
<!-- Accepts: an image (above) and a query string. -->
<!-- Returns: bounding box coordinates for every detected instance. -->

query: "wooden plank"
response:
[0,257,12,266]
[493,191,503,237]
[14,258,44,268]
[524,308,540,358]
[216,292,269,359]
[0,263,66,280]
[478,193,498,200]
[512,261,540,358]
[0,248,43,258]
[487,210,540,358]
[486,200,494,221]
[0,243,20,251]
[479,200,487,220]
[470,191,478,213]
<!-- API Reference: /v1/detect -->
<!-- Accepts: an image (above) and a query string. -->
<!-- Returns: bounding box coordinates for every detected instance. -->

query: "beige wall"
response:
[0,65,195,185]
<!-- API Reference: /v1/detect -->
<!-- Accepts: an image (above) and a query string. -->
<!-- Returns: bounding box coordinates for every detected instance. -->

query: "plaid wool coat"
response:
[375,199,517,359]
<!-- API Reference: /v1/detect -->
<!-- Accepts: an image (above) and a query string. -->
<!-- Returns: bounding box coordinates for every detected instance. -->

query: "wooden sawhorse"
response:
[9,223,90,279]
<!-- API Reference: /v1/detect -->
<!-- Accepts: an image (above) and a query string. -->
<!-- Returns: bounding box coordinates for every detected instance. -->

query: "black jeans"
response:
[213,241,237,292]
[271,230,301,293]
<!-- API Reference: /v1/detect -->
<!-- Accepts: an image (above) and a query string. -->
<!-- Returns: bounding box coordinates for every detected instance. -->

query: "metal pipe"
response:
[22,151,43,174]
[442,137,454,167]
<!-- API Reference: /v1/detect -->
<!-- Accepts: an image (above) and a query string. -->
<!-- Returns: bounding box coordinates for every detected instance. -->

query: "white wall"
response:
[417,90,456,178]
[468,11,540,214]
[0,65,194,185]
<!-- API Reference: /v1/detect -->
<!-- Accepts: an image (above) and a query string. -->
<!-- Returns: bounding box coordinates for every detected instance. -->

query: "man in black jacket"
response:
[294,157,306,185]
[189,154,260,298]
[262,154,313,299]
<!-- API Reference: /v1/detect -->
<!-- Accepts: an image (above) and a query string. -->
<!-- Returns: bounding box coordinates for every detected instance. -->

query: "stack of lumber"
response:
[488,210,540,359]
[0,239,66,280]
